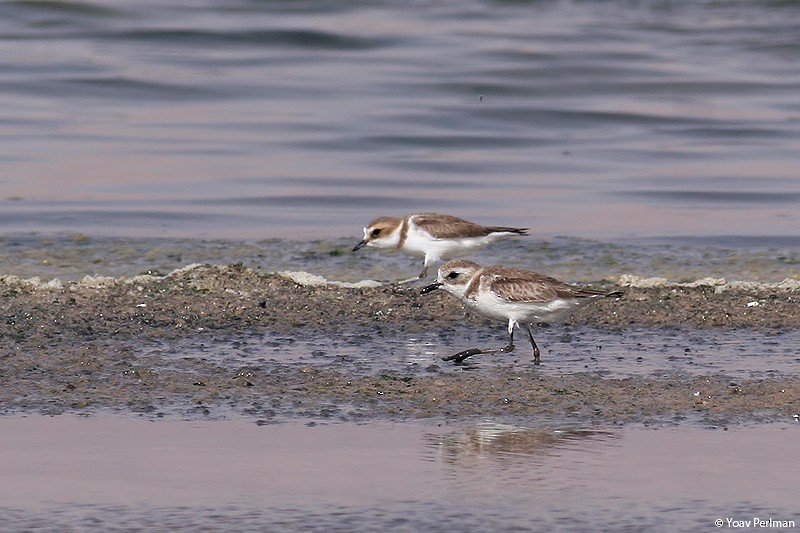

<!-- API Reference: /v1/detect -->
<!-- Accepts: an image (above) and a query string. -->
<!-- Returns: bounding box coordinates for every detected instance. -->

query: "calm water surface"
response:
[0,416,797,532]
[1,0,799,241]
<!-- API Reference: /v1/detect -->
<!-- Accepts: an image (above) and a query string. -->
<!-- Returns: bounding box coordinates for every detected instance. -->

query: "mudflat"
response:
[1,264,798,425]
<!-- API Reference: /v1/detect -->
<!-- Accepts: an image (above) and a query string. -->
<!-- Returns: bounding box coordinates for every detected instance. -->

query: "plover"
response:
[421,259,623,365]
[352,213,527,283]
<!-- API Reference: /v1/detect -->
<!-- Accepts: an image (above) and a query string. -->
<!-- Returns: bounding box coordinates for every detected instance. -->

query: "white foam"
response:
[5,267,795,293]
[166,263,208,277]
[41,278,64,290]
[0,275,63,290]
[0,275,31,288]
[683,277,727,288]
[79,275,119,288]
[617,275,669,288]
[278,271,383,288]
[3,265,385,291]
[618,274,800,293]
[721,278,800,292]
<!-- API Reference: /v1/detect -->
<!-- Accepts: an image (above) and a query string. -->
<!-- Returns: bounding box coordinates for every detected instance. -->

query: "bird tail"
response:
[486,226,528,235]
[574,287,624,299]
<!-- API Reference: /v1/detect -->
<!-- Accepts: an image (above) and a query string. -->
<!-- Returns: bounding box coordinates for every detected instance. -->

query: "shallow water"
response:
[2,233,799,284]
[1,1,799,240]
[142,325,800,382]
[0,416,797,531]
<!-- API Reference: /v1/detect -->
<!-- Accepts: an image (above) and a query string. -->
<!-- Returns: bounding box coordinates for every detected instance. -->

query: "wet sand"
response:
[2,264,798,426]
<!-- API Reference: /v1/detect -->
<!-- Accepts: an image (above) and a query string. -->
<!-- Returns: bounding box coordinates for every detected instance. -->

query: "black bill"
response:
[420,282,442,294]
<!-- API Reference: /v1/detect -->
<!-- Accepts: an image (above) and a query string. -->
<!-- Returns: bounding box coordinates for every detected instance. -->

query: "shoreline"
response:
[3,263,800,333]
[1,264,799,425]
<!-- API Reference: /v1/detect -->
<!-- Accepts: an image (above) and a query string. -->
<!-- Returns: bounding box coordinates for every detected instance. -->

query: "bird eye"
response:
[446,271,459,279]
[371,228,382,237]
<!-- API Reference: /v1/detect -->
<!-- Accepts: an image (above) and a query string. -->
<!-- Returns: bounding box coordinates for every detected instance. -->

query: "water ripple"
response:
[624,190,800,205]
[109,28,400,50]
[1,0,799,240]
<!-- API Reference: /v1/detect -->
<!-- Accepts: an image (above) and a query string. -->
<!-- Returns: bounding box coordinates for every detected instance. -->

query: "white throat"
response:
[365,226,401,249]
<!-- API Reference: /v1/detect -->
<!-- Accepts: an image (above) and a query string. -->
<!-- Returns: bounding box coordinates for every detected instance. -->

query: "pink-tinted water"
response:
[0,416,797,530]
[2,2,799,240]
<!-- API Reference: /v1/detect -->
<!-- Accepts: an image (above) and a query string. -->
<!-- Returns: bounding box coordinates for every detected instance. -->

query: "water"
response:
[0,416,797,531]
[140,326,800,381]
[1,233,799,284]
[1,0,799,241]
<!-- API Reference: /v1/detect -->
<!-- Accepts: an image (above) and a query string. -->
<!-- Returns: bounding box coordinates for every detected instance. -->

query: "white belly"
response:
[403,231,495,260]
[470,291,589,325]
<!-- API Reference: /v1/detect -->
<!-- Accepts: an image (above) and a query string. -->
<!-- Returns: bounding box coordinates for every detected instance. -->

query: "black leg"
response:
[523,324,541,365]
[442,329,516,364]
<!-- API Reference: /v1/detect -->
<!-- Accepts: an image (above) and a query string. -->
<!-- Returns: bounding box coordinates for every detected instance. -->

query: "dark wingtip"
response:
[488,226,528,236]
[606,290,625,298]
